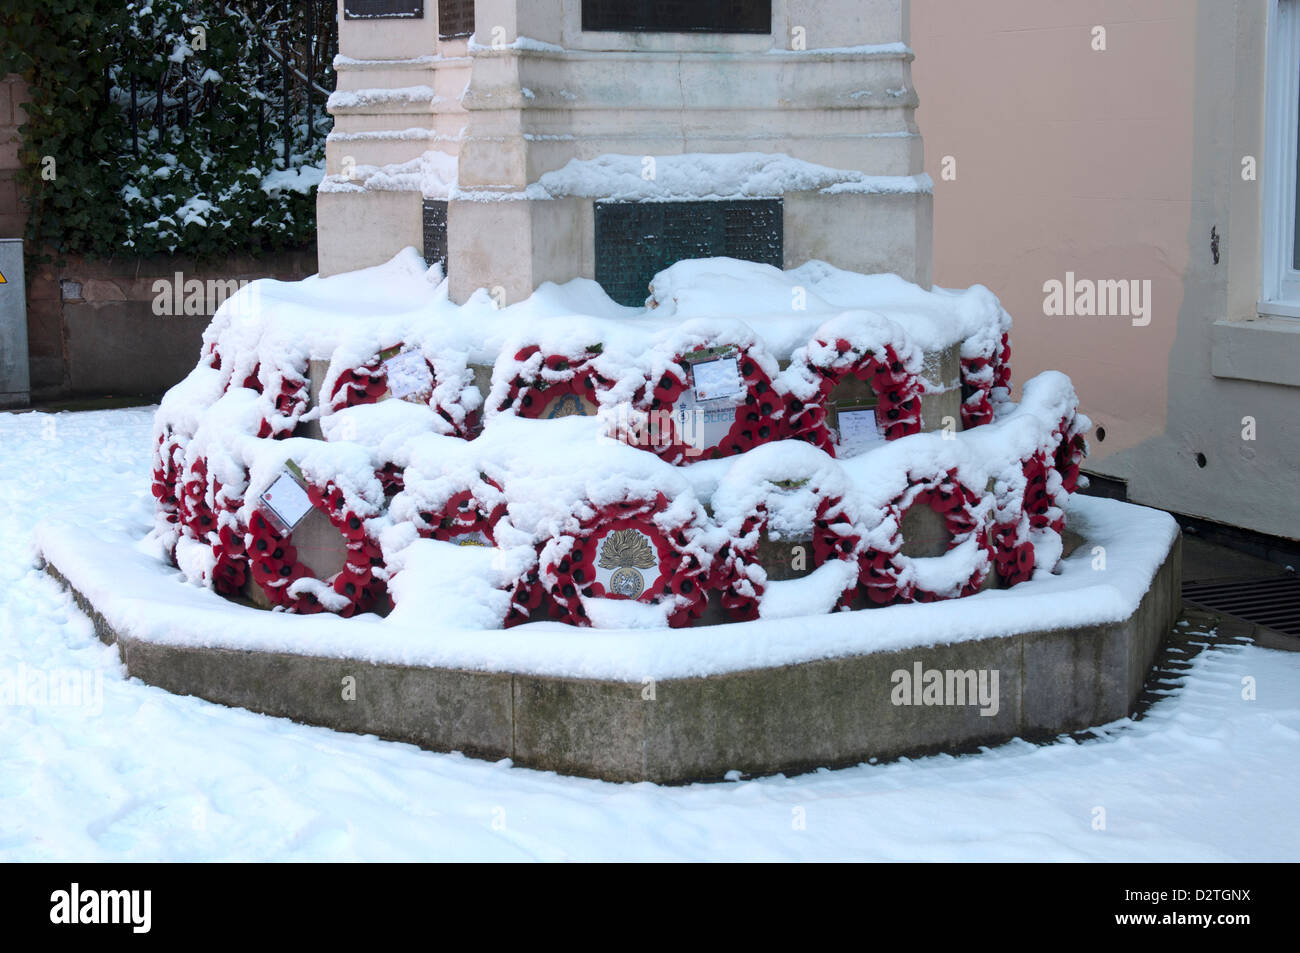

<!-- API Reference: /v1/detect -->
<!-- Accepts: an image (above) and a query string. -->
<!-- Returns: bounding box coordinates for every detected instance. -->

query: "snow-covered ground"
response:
[2,407,1298,861]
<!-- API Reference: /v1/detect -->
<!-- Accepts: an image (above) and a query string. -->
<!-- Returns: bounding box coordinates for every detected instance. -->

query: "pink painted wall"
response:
[911,1,1196,462]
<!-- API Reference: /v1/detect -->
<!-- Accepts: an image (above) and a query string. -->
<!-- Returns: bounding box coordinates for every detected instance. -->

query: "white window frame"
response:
[1260,0,1300,316]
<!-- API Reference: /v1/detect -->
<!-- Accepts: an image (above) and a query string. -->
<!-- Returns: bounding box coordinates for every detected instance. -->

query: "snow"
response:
[261,164,325,196]
[454,152,933,202]
[322,149,931,204]
[325,86,441,112]
[333,54,442,69]
[2,407,1298,860]
[319,150,458,197]
[467,35,567,54]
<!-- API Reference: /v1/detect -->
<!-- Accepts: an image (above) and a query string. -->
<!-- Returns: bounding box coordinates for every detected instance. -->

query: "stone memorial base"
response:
[41,510,1181,784]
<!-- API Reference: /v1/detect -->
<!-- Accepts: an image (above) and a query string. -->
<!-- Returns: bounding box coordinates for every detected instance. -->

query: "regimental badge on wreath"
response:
[596,528,659,599]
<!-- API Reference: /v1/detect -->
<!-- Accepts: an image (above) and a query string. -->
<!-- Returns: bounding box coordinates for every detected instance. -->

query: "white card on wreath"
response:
[691,356,744,402]
[383,350,433,400]
[837,408,886,457]
[261,471,313,531]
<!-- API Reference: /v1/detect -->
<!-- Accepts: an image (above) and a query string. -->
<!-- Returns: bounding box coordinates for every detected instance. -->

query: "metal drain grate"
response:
[1183,575,1300,636]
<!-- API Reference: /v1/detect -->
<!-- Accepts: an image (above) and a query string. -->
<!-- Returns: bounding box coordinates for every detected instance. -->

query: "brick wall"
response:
[28,248,318,398]
[0,74,25,239]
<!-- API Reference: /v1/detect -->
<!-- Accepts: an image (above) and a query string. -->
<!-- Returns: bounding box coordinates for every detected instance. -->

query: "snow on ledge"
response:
[326,85,442,113]
[37,496,1177,683]
[319,151,932,202]
[454,153,933,202]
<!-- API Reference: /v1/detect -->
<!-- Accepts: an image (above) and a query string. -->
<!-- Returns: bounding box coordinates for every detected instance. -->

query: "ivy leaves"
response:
[0,0,333,261]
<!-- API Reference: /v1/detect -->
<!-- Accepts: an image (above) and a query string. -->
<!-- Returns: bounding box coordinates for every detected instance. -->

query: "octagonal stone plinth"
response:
[44,530,1180,784]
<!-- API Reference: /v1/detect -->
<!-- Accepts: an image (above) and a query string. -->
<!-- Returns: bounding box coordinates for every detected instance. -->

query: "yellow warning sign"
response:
[0,271,7,284]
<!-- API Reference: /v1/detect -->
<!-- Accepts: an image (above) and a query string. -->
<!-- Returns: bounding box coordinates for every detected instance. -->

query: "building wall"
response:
[911,0,1300,540]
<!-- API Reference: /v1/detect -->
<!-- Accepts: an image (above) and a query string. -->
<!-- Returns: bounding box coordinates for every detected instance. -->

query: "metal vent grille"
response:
[1183,575,1300,636]
[582,0,770,34]
[423,200,449,273]
[594,199,782,307]
[344,0,424,19]
[438,0,475,38]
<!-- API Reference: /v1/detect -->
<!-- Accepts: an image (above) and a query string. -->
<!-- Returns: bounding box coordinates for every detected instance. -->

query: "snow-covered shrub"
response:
[1,0,332,259]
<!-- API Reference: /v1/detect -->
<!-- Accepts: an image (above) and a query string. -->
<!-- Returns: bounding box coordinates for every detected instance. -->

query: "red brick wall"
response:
[27,249,318,398]
[0,74,26,239]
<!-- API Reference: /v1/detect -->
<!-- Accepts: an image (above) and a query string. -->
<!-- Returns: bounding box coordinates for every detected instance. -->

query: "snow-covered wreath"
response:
[880,467,994,603]
[783,312,926,454]
[243,462,388,617]
[710,443,864,620]
[516,490,717,628]
[621,322,789,465]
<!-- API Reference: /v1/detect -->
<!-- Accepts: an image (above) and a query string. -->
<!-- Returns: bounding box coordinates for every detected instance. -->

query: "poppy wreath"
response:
[176,456,249,596]
[959,356,995,429]
[533,493,712,628]
[328,355,389,411]
[1053,414,1088,495]
[504,563,551,628]
[994,332,1012,393]
[959,332,1012,430]
[326,347,460,432]
[250,359,310,439]
[633,344,788,464]
[888,468,993,602]
[222,361,263,396]
[858,541,913,606]
[494,344,611,420]
[1020,451,1062,534]
[855,507,913,607]
[786,339,923,453]
[375,463,405,499]
[150,427,186,554]
[713,495,863,621]
[989,522,1035,587]
[989,458,1039,587]
[244,479,386,617]
[404,474,507,546]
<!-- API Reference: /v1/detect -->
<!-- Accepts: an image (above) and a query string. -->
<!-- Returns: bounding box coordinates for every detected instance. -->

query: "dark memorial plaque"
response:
[595,199,782,306]
[344,0,425,19]
[582,0,771,34]
[438,0,475,38]
[423,199,449,273]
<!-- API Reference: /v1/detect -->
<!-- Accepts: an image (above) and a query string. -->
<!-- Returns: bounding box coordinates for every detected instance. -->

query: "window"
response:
[1261,0,1300,314]
[594,200,782,306]
[582,0,771,35]
[438,0,475,39]
[343,0,424,19]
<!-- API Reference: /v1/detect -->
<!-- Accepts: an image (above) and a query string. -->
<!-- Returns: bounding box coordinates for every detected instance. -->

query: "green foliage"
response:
[0,0,335,260]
